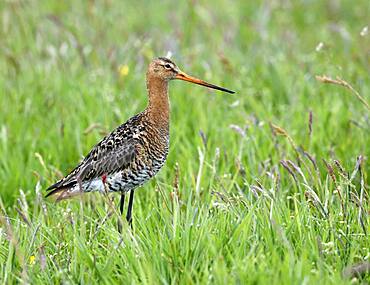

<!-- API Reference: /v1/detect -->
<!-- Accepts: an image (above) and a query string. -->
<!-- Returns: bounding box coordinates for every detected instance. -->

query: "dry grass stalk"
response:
[303,151,318,170]
[83,123,107,135]
[15,207,31,227]
[315,75,370,111]
[323,159,345,215]
[280,160,298,183]
[271,123,301,160]
[171,162,180,201]
[308,111,313,137]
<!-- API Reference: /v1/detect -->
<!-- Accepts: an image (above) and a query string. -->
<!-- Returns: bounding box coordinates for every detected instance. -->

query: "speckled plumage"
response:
[46,110,169,199]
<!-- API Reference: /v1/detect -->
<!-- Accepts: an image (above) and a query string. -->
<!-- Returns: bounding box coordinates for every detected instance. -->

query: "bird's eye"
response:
[164,64,172,69]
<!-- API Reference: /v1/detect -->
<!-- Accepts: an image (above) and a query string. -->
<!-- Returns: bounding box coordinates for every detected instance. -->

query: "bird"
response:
[46,57,234,228]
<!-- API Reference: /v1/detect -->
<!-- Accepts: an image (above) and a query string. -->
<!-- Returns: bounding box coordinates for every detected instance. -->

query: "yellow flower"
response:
[118,65,129,78]
[29,255,36,265]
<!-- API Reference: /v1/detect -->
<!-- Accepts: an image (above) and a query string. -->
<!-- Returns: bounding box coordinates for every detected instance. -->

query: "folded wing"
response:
[46,138,137,198]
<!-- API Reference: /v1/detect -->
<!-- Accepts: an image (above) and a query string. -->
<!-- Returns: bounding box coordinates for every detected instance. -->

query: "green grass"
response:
[0,0,369,283]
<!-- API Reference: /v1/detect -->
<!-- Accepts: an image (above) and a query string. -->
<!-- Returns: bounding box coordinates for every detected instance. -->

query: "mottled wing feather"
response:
[79,141,136,180]
[47,138,136,191]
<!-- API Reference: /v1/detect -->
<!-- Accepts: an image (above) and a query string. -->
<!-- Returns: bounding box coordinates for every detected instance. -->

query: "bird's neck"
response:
[146,74,170,131]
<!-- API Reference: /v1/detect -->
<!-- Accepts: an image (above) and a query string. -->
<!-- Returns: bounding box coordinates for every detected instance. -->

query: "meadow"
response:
[0,0,369,283]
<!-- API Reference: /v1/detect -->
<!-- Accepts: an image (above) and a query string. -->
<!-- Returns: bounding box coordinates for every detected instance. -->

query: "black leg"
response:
[118,193,125,233]
[126,190,135,228]
[120,193,125,214]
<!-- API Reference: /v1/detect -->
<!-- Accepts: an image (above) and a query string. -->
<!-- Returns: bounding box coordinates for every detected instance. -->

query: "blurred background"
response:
[0,0,369,205]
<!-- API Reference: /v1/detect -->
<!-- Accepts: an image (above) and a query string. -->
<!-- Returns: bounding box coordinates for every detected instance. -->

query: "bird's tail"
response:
[45,185,82,202]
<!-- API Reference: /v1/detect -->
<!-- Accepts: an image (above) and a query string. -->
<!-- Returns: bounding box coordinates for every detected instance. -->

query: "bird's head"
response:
[148,57,235,94]
[148,57,180,81]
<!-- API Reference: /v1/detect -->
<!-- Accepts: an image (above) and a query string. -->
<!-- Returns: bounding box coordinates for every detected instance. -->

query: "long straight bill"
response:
[175,71,235,94]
